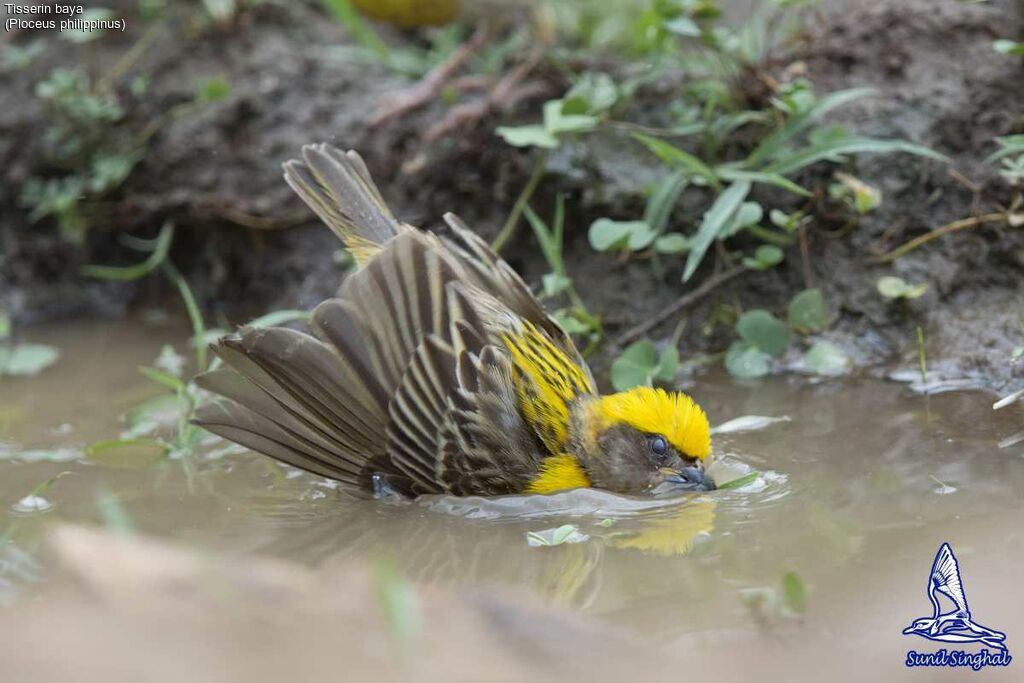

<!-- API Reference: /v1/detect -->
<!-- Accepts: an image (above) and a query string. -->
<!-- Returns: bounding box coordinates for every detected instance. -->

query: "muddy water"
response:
[2,319,1024,673]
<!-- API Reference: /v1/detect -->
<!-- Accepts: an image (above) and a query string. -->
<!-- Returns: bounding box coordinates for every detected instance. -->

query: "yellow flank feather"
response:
[504,321,595,453]
[596,387,711,460]
[525,454,592,494]
[345,235,384,266]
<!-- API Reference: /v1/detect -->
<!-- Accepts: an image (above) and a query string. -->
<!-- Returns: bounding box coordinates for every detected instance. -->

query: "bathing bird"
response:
[902,543,1007,650]
[194,144,714,498]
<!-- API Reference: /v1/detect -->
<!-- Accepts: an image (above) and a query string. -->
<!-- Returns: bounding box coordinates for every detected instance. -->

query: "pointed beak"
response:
[659,466,716,492]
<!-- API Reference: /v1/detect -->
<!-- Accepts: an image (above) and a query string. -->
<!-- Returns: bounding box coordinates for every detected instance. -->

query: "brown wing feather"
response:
[197,144,589,496]
[441,212,594,388]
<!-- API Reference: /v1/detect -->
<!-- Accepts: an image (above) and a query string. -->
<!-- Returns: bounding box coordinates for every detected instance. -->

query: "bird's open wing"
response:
[930,543,969,614]
[440,213,595,389]
[384,284,546,496]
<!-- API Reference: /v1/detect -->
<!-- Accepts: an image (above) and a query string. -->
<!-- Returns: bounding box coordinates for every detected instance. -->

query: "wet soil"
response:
[1,0,1023,390]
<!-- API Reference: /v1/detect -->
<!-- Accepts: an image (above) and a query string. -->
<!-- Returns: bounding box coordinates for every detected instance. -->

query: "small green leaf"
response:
[654,345,680,383]
[877,276,928,300]
[526,524,586,547]
[543,99,598,134]
[85,439,168,468]
[654,233,690,254]
[611,340,658,391]
[0,344,60,376]
[552,524,577,545]
[833,172,882,214]
[743,245,784,270]
[734,201,764,227]
[725,341,772,379]
[554,311,593,335]
[0,312,9,341]
[716,471,760,490]
[541,273,572,298]
[563,72,618,114]
[787,288,829,333]
[993,39,1024,56]
[664,16,701,36]
[803,341,850,377]
[588,219,654,252]
[781,572,808,615]
[769,209,792,229]
[684,181,751,281]
[196,76,231,102]
[736,310,791,357]
[496,125,559,149]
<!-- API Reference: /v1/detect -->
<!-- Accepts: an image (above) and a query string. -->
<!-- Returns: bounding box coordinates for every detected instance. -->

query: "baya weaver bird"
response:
[194,144,714,497]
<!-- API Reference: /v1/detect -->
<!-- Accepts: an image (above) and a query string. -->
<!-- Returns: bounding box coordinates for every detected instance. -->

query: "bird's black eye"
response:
[649,435,669,457]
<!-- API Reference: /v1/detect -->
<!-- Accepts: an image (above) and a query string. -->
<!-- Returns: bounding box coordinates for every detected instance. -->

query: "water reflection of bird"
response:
[902,543,1007,650]
[194,145,715,499]
[258,492,716,607]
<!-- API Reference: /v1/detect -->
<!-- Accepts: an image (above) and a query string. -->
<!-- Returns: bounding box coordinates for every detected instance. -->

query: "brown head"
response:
[569,387,714,494]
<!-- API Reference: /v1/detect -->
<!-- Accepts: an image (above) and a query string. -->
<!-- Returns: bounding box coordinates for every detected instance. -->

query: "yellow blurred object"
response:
[607,499,716,556]
[351,0,461,27]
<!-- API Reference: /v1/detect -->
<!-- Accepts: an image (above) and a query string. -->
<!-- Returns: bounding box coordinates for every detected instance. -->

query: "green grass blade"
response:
[716,168,811,196]
[683,180,751,282]
[81,221,174,281]
[746,87,877,166]
[162,261,207,371]
[632,132,721,189]
[643,170,689,235]
[763,137,948,176]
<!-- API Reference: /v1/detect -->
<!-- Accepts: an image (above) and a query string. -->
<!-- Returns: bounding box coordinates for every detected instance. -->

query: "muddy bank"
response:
[1,0,1022,390]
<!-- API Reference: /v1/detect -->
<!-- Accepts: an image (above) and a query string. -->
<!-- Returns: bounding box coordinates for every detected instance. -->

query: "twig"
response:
[491,148,549,253]
[211,204,309,230]
[798,220,813,288]
[369,24,490,128]
[875,212,1008,263]
[612,265,747,347]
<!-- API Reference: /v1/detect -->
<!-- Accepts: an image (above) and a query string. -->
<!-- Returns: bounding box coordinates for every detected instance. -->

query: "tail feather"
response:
[283,144,403,265]
[193,327,391,489]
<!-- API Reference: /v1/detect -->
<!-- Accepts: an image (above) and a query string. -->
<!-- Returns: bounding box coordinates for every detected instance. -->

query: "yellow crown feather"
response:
[595,387,711,460]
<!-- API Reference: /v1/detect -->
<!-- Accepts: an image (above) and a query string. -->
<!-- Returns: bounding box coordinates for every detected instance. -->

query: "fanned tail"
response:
[283,144,403,265]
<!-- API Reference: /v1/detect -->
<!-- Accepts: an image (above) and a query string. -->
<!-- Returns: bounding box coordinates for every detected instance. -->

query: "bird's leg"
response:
[369,23,491,127]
